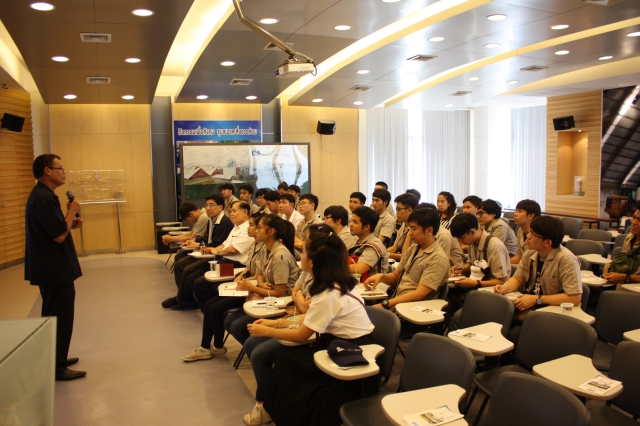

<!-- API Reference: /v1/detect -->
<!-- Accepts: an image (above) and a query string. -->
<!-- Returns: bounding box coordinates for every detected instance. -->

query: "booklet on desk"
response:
[577,375,622,396]
[218,283,249,297]
[403,405,463,426]
[449,329,492,342]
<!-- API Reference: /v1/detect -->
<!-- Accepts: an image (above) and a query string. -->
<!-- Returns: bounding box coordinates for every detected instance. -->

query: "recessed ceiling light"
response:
[122,95,134,100]
[428,36,445,42]
[63,94,76,100]
[246,96,257,100]
[506,80,518,85]
[125,58,141,63]
[599,55,613,60]
[356,70,370,75]
[444,104,453,108]
[628,31,640,37]
[29,2,55,11]
[196,95,208,100]
[51,56,68,62]
[487,14,507,21]
[260,18,278,24]
[312,99,323,103]
[555,50,570,55]
[550,24,569,30]
[335,25,351,31]
[353,101,364,105]
[484,43,500,48]
[468,76,480,81]
[132,9,154,16]
[221,61,235,66]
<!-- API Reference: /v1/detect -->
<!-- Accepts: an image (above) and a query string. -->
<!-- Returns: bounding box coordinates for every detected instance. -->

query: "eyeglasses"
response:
[204,203,218,208]
[323,216,333,221]
[298,202,311,206]
[396,207,408,212]
[528,231,544,240]
[476,210,486,216]
[49,166,65,172]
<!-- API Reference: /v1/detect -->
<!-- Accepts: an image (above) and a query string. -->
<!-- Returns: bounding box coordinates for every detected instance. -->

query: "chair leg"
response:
[165,252,173,265]
[465,386,478,415]
[223,331,229,345]
[472,395,490,426]
[396,343,406,358]
[233,348,245,369]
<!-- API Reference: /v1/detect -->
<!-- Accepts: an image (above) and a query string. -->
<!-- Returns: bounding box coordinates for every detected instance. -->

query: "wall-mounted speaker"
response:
[0,113,25,132]
[552,115,575,131]
[317,120,336,135]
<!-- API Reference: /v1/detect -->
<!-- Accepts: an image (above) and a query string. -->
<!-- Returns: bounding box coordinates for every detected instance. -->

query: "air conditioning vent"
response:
[86,77,111,84]
[229,79,253,86]
[450,91,471,96]
[264,42,294,51]
[80,33,112,43]
[520,65,549,72]
[406,55,437,62]
[349,85,371,92]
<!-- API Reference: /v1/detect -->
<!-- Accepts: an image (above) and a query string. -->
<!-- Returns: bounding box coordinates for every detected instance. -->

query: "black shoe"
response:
[56,368,87,381]
[162,297,178,308]
[66,357,79,366]
[171,301,198,310]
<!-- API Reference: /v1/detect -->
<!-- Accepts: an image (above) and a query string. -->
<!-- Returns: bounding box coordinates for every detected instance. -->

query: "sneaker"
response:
[183,347,213,362]
[210,344,227,355]
[162,297,177,308]
[243,404,272,426]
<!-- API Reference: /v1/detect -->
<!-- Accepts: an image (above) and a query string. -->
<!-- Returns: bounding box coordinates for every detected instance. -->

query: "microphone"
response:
[66,190,81,217]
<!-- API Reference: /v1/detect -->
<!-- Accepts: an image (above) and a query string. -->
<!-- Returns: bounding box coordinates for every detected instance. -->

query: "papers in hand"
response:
[411,306,445,316]
[577,375,622,396]
[218,283,248,297]
[403,405,464,426]
[503,291,523,301]
[449,329,492,342]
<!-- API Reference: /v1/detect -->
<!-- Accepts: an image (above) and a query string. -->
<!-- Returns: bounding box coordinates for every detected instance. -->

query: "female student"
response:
[245,229,374,426]
[437,191,457,230]
[183,214,298,361]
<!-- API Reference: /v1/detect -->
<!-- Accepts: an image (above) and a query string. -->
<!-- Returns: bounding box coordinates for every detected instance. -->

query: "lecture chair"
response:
[613,233,626,249]
[339,334,476,426]
[560,217,584,239]
[611,246,622,258]
[365,306,401,387]
[578,229,613,257]
[566,239,604,257]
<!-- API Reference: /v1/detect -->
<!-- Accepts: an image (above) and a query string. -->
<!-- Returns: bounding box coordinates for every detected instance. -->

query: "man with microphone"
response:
[25,154,85,381]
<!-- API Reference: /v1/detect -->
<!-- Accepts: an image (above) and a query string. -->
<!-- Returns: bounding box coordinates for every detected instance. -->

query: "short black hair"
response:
[279,193,295,204]
[463,195,482,208]
[287,184,301,195]
[417,202,437,211]
[300,193,319,211]
[255,188,269,198]
[323,205,349,226]
[480,199,502,219]
[515,199,541,218]
[372,188,391,207]
[375,181,388,190]
[33,154,60,179]
[350,191,366,204]
[530,216,564,248]
[438,191,457,218]
[219,183,234,194]
[277,182,289,190]
[205,194,225,206]
[264,190,280,202]
[394,193,418,210]
[352,206,379,233]
[179,202,199,221]
[406,189,421,201]
[239,184,254,195]
[449,213,480,239]
[408,208,440,235]
[232,200,251,215]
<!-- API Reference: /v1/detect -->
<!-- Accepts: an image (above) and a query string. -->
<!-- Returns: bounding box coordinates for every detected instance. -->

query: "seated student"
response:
[406,188,421,202]
[276,181,288,195]
[245,230,374,426]
[278,193,304,230]
[220,183,239,217]
[477,199,518,257]
[418,203,465,268]
[462,195,482,216]
[511,199,541,265]
[348,206,389,277]
[286,184,301,210]
[294,193,323,252]
[255,188,269,214]
[387,193,418,261]
[373,181,395,216]
[348,191,366,222]
[371,188,395,245]
[603,208,640,284]
[365,208,450,334]
[448,213,510,324]
[323,205,357,249]
[161,195,233,309]
[495,216,582,329]
[239,184,260,214]
[437,191,457,230]
[262,190,280,215]
[160,201,208,248]
[183,214,299,362]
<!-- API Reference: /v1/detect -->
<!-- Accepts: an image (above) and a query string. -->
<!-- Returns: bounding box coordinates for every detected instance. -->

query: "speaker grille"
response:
[86,77,111,84]
[80,33,112,42]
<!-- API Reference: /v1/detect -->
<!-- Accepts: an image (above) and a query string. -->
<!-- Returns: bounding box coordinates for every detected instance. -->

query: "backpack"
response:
[609,240,640,275]
[348,242,384,283]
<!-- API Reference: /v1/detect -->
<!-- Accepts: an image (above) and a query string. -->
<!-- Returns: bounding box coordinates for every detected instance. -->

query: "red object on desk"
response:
[220,263,234,277]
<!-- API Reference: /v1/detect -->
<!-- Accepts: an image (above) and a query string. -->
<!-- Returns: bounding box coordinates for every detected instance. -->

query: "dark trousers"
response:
[201,296,246,349]
[225,311,254,346]
[39,283,75,373]
[176,259,209,304]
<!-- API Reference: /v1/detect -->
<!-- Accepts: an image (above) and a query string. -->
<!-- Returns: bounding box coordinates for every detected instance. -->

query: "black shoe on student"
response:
[162,297,178,308]
[56,368,87,381]
[171,301,198,310]
[66,357,79,366]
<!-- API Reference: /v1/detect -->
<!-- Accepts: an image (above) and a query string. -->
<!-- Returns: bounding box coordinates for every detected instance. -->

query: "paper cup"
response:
[561,302,574,314]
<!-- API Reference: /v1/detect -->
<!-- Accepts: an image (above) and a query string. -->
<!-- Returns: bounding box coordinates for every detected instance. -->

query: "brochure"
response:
[448,329,492,342]
[577,375,622,396]
[411,306,445,316]
[218,283,249,297]
[403,405,464,426]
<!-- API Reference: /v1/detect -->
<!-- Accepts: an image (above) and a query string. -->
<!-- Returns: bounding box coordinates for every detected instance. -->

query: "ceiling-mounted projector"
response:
[276,59,315,78]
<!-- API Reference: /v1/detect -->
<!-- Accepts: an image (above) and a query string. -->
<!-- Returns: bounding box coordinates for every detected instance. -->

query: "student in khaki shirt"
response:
[239,184,261,214]
[294,193,323,252]
[372,188,395,245]
[387,193,419,261]
[460,195,482,253]
[348,207,389,276]
[418,203,464,268]
[510,199,541,265]
[220,182,239,217]
[603,208,640,284]
[477,199,518,256]
[323,205,357,249]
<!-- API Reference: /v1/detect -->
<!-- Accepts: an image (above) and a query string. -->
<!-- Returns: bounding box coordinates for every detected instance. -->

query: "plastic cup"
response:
[352,273,361,282]
[209,261,219,277]
[264,297,277,312]
[287,316,301,329]
[561,302,574,314]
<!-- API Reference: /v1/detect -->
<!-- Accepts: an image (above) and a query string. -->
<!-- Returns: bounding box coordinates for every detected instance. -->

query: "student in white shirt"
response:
[278,193,304,229]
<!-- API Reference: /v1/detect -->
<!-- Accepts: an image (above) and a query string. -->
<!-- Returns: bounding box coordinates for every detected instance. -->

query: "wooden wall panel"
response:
[545,91,602,217]
[0,89,34,268]
[50,104,154,253]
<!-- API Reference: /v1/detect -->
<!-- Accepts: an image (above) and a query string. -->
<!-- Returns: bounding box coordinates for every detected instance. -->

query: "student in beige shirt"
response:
[348,207,389,277]
[294,193,323,252]
[387,193,419,261]
[477,199,518,257]
[220,182,239,217]
[510,199,541,265]
[371,188,395,245]
[418,203,464,268]
[239,184,261,214]
[323,205,357,249]
[348,191,366,223]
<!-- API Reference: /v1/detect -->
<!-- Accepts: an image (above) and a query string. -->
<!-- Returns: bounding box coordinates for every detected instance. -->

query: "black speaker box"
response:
[317,120,336,135]
[552,116,575,131]
[0,113,25,132]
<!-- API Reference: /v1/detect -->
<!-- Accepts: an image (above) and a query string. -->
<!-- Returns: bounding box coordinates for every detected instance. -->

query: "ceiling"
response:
[0,0,639,108]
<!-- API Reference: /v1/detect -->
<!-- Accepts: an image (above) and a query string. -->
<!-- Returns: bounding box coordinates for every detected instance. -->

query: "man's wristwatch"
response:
[475,280,482,289]
[536,295,543,306]
[625,274,632,283]
[381,299,390,310]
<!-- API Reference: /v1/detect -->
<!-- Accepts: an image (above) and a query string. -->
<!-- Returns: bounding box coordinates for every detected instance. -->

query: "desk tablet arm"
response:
[313,344,385,380]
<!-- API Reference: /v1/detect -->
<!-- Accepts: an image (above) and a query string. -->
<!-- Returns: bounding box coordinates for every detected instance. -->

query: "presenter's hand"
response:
[71,218,83,229]
[67,200,81,216]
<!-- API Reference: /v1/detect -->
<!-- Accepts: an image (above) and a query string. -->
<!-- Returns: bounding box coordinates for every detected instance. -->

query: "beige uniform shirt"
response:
[337,225,358,249]
[351,233,389,275]
[396,242,450,299]
[516,227,527,257]
[296,214,323,241]
[514,245,582,296]
[374,211,396,241]
[486,218,518,256]
[250,203,260,214]
[468,231,510,280]
[394,223,410,253]
[436,226,465,268]
[257,240,300,295]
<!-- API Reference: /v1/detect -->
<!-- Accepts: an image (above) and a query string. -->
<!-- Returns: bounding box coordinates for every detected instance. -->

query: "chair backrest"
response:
[611,246,622,258]
[456,206,463,214]
[438,282,449,301]
[614,233,627,249]
[578,256,590,270]
[608,341,640,418]
[365,306,400,382]
[560,217,584,239]
[485,372,590,426]
[516,311,596,370]
[565,239,604,256]
[508,220,517,233]
[578,229,612,242]
[503,211,515,219]
[578,283,590,310]
[595,291,640,344]
[459,290,514,338]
